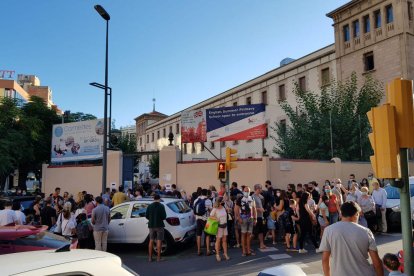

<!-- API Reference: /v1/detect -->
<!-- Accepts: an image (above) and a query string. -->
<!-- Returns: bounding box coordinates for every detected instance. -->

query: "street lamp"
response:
[94,4,110,194]
[89,82,112,138]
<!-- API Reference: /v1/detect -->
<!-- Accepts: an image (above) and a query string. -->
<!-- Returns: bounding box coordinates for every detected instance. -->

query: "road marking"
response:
[268,253,292,260]
[258,247,278,252]
[290,261,309,268]
[234,256,268,266]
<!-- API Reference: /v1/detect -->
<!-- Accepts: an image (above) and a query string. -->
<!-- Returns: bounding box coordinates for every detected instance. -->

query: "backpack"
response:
[194,198,207,216]
[76,221,91,240]
[240,198,251,216]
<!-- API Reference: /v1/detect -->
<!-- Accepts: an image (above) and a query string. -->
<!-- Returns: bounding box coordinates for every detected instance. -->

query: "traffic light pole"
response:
[399,148,414,276]
[225,170,230,194]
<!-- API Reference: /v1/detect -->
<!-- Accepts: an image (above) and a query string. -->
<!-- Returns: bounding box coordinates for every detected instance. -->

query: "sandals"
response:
[216,254,221,262]
[223,254,230,260]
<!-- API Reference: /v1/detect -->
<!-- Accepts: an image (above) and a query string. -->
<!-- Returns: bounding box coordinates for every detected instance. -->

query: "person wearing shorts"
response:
[194,189,213,256]
[285,200,299,251]
[146,194,167,262]
[235,186,256,256]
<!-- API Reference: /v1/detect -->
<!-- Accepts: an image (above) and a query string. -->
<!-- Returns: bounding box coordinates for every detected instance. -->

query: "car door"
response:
[124,202,150,243]
[108,204,130,243]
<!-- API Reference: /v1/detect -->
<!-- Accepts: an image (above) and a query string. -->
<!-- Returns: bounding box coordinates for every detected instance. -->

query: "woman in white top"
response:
[57,202,76,238]
[12,202,25,225]
[210,197,229,262]
[317,195,329,239]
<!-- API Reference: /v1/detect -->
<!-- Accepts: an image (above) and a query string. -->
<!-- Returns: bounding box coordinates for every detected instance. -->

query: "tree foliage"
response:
[271,73,383,161]
[117,135,137,154]
[149,154,159,178]
[65,112,97,122]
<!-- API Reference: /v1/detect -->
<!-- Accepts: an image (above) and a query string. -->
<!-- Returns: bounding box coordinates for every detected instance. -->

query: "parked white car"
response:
[0,249,138,276]
[385,177,414,231]
[108,197,196,254]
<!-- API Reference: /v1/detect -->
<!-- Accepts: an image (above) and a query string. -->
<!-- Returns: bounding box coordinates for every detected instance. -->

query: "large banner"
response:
[51,119,104,163]
[206,104,266,142]
[180,109,207,143]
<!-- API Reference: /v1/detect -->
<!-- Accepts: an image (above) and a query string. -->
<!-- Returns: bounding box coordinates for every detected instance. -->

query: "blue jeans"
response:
[329,212,339,224]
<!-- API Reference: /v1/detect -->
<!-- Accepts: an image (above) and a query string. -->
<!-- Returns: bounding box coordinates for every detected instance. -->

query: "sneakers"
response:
[315,248,322,253]
[298,249,308,254]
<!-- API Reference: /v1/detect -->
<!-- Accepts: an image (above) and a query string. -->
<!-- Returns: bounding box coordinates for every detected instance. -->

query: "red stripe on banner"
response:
[214,124,267,142]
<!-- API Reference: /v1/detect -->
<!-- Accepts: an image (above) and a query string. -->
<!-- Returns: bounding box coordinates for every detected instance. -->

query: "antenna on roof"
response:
[152,98,156,112]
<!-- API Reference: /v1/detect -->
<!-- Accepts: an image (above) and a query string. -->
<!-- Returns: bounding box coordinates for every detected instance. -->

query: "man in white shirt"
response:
[371,181,388,233]
[0,201,18,226]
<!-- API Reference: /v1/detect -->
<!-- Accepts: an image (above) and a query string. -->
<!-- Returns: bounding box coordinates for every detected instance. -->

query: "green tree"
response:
[149,154,159,178]
[271,73,383,161]
[66,112,97,122]
[117,135,137,154]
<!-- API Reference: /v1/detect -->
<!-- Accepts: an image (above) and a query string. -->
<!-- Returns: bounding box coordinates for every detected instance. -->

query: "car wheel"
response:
[152,231,174,255]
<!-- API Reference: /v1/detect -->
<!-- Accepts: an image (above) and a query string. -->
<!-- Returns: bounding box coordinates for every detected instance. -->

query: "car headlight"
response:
[392,205,401,212]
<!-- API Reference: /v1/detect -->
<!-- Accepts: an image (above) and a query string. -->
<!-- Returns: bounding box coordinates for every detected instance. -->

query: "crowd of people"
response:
[0,173,406,274]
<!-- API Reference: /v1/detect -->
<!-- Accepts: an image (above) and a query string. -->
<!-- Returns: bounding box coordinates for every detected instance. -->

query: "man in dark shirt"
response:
[146,194,167,262]
[40,198,57,230]
[230,182,243,200]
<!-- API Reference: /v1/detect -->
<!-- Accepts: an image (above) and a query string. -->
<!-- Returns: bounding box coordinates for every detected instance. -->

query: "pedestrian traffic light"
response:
[226,147,238,170]
[386,78,414,148]
[367,104,401,179]
[217,162,226,179]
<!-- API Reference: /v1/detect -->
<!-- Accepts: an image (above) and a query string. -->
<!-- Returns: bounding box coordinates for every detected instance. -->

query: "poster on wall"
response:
[206,104,267,142]
[50,119,104,163]
[180,109,207,143]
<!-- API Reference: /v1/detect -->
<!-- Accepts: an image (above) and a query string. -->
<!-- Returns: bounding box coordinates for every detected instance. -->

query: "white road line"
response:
[234,256,268,266]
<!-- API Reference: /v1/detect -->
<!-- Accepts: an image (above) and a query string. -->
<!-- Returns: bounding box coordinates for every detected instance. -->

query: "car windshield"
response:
[385,184,414,199]
[167,201,191,214]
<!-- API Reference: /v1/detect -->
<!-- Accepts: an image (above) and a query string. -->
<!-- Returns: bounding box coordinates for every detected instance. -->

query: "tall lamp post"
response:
[94,5,110,194]
[89,82,112,138]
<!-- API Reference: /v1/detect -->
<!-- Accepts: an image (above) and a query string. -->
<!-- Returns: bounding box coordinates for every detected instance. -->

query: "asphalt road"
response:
[109,232,403,276]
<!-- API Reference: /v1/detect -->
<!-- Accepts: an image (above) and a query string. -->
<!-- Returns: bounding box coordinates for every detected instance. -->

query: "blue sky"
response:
[2,0,348,127]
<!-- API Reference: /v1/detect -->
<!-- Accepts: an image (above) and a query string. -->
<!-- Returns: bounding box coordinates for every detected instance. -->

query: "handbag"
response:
[204,217,219,235]
[364,210,376,220]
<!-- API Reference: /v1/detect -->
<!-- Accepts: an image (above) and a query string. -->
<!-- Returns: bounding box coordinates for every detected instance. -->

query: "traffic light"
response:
[386,78,414,148]
[217,162,226,179]
[226,147,238,170]
[367,104,401,179]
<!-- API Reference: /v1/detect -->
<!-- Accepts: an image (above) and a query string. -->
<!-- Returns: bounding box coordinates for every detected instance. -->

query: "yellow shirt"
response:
[112,192,128,206]
[368,177,378,194]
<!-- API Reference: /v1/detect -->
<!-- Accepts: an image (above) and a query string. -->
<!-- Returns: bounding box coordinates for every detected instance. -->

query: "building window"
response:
[157,130,160,139]
[321,68,330,86]
[176,123,180,134]
[299,76,306,91]
[353,20,360,37]
[191,143,196,153]
[386,5,394,23]
[364,52,375,71]
[261,91,267,105]
[343,24,350,41]
[151,133,154,142]
[184,144,188,154]
[146,135,149,143]
[363,15,371,33]
[280,119,287,134]
[408,1,413,21]
[163,128,166,138]
[233,101,238,106]
[374,10,381,28]
[201,142,205,151]
[246,97,252,105]
[246,139,252,143]
[278,84,286,102]
[139,137,142,146]
[210,142,215,149]
[221,141,226,148]
[233,140,239,145]
[169,126,173,135]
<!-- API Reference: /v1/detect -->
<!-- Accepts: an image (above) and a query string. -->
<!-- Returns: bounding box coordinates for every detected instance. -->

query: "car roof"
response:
[122,197,184,204]
[0,249,121,275]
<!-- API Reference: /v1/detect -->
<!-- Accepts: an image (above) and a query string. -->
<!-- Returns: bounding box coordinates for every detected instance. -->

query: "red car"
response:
[0,225,77,255]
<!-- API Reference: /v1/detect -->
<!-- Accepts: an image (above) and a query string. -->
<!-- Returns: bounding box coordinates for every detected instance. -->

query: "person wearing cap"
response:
[146,194,167,262]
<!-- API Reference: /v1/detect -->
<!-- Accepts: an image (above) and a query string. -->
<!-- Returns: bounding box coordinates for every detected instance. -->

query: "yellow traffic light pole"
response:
[368,79,414,276]
[225,147,238,193]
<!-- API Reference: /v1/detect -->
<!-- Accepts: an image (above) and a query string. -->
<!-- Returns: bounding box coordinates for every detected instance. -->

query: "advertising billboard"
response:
[51,119,104,163]
[180,109,207,143]
[206,104,266,142]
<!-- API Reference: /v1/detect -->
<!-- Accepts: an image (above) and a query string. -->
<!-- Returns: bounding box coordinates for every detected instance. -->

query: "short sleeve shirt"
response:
[319,221,377,276]
[92,204,110,232]
[252,194,264,218]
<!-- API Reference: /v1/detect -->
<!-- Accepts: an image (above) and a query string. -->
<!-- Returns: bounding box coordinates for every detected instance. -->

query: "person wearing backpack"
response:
[194,189,213,256]
[76,213,93,249]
